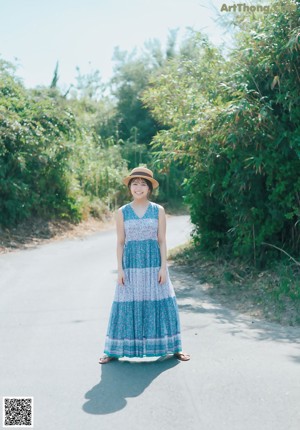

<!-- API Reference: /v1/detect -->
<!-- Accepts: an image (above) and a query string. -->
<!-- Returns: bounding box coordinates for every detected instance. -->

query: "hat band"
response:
[130,171,153,179]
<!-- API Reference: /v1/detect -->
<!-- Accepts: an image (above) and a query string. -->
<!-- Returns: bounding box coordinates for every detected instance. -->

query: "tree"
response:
[143,1,300,263]
[0,59,128,227]
[50,61,59,89]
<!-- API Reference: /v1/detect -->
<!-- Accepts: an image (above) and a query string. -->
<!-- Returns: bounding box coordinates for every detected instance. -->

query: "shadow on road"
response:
[170,267,300,346]
[83,355,179,415]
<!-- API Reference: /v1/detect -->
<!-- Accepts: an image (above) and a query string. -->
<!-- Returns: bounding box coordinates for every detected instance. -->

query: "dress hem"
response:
[103,349,183,359]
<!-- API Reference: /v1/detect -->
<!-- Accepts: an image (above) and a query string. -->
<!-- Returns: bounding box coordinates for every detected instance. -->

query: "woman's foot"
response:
[174,352,191,361]
[98,355,117,364]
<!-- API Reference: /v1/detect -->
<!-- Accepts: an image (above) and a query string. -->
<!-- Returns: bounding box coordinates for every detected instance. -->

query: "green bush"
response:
[0,63,78,225]
[143,1,300,264]
[0,60,128,227]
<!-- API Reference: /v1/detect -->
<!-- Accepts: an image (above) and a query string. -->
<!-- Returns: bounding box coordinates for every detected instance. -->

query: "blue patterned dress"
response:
[103,201,182,358]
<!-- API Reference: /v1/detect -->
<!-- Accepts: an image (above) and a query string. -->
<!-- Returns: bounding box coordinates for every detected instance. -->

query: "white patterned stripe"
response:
[124,218,158,242]
[114,267,176,302]
[104,334,182,357]
[106,333,181,344]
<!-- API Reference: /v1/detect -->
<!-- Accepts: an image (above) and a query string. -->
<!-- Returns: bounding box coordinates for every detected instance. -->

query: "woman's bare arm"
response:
[158,205,167,284]
[116,208,125,285]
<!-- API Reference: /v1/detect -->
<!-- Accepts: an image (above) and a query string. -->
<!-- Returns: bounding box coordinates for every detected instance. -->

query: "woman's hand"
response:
[158,268,167,285]
[118,269,125,286]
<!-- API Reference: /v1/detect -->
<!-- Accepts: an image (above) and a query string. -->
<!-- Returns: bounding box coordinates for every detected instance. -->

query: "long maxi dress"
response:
[103,201,182,358]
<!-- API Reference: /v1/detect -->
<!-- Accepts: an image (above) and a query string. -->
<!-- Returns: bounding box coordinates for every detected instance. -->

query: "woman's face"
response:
[130,178,149,199]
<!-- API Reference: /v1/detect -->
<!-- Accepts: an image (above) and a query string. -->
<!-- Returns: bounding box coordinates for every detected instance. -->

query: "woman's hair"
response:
[128,177,153,194]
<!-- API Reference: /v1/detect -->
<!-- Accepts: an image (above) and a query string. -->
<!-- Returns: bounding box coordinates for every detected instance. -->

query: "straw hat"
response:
[123,167,159,189]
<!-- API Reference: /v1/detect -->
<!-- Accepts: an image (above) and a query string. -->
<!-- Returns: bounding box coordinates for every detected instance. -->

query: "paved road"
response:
[0,215,299,430]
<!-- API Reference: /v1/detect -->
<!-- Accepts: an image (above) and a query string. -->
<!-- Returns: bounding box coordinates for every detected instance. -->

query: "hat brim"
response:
[123,175,159,189]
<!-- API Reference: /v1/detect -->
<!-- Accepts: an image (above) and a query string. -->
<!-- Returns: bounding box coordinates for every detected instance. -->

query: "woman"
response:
[99,167,190,363]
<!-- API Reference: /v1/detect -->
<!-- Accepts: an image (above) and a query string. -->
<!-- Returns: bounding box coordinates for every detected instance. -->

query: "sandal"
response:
[174,352,191,361]
[98,355,117,364]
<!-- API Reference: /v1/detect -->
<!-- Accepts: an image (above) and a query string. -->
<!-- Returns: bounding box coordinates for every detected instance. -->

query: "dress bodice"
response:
[122,202,159,243]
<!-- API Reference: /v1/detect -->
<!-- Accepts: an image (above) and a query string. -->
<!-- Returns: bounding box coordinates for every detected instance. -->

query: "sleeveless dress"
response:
[103,201,182,358]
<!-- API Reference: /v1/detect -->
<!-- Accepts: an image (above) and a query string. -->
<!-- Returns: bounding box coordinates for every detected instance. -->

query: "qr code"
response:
[3,397,33,427]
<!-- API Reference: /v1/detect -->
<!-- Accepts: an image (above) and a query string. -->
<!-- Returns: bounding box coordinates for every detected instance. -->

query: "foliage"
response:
[96,32,187,201]
[109,46,161,149]
[0,59,127,227]
[0,62,76,225]
[72,66,105,100]
[109,28,179,148]
[68,131,128,212]
[143,1,300,264]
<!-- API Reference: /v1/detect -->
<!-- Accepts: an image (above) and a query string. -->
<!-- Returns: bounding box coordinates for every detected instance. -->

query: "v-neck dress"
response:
[103,201,182,357]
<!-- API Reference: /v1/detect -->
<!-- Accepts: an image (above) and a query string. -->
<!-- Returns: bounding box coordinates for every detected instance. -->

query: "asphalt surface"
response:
[0,215,300,430]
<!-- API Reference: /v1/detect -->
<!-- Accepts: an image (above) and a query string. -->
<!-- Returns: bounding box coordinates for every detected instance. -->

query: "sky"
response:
[0,0,233,90]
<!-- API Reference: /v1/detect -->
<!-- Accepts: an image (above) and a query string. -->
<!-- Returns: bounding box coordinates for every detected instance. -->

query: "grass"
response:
[169,241,300,327]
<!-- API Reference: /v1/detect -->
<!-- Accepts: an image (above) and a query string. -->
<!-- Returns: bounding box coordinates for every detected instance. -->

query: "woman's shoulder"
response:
[118,202,133,211]
[118,203,129,211]
[116,203,130,219]
[151,202,165,212]
[150,202,165,217]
